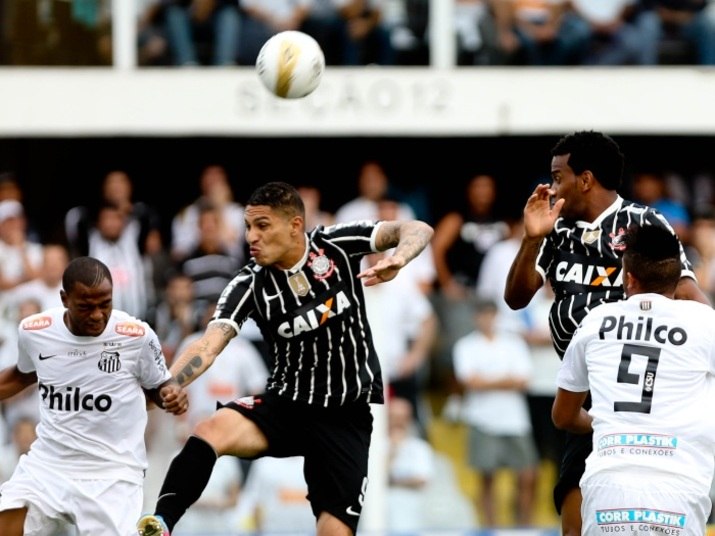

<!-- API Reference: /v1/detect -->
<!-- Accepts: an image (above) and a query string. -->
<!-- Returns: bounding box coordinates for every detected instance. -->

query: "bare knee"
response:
[192,408,268,456]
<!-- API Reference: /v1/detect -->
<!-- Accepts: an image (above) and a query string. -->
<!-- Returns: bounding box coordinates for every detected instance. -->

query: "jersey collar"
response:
[575,195,623,229]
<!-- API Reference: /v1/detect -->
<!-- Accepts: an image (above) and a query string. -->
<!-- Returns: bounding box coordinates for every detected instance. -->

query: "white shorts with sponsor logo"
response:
[581,474,711,536]
[0,453,143,536]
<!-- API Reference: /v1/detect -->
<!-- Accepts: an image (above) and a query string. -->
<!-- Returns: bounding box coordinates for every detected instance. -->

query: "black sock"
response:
[155,435,218,531]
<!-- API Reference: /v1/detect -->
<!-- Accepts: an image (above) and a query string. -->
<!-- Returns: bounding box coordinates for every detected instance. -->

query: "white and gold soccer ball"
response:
[256,31,325,99]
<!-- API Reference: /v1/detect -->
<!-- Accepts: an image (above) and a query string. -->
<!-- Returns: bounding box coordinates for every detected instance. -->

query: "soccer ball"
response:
[256,31,325,99]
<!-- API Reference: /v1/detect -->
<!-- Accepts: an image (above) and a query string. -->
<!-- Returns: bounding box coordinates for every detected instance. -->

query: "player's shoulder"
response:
[109,310,155,339]
[18,307,63,335]
[321,220,378,237]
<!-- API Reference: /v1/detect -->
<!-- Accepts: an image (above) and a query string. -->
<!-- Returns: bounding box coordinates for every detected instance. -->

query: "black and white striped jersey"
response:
[211,221,385,408]
[536,196,696,358]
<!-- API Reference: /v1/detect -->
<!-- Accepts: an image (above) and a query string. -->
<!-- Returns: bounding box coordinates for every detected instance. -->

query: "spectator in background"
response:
[386,396,436,533]
[297,184,335,231]
[138,0,171,66]
[161,0,241,66]
[342,0,395,65]
[0,173,40,242]
[431,173,509,417]
[486,0,591,65]
[455,0,491,65]
[364,249,437,436]
[4,243,68,317]
[689,206,715,302]
[152,272,203,365]
[570,0,659,65]
[380,0,430,65]
[179,201,242,319]
[475,215,565,468]
[639,0,715,65]
[171,164,245,264]
[301,0,356,65]
[0,415,37,484]
[0,199,43,320]
[0,298,43,437]
[66,169,168,324]
[334,160,415,223]
[630,170,692,243]
[453,298,537,527]
[87,202,151,319]
[237,0,312,66]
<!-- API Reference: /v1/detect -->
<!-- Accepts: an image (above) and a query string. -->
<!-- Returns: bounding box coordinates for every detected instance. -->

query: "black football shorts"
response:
[222,392,374,533]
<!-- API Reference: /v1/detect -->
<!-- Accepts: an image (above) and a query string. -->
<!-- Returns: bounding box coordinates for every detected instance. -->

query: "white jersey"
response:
[16,307,171,485]
[557,293,715,495]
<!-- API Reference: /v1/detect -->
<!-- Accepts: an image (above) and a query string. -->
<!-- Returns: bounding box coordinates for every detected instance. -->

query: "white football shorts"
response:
[0,453,143,536]
[581,474,711,536]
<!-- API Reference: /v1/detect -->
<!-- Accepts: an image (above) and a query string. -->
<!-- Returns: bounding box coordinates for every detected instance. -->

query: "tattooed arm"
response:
[358,220,434,287]
[170,322,236,388]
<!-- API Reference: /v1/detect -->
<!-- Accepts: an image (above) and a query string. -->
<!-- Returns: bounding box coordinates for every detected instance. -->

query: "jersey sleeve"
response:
[137,328,172,389]
[212,269,255,334]
[322,221,381,256]
[16,327,35,374]
[556,324,590,392]
[534,237,551,283]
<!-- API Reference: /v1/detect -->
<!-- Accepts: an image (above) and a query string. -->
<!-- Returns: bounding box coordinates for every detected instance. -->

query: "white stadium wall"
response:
[1,67,715,137]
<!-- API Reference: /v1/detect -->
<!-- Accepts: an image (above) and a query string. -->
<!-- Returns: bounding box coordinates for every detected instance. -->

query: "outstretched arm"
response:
[358,220,434,287]
[504,184,564,309]
[171,322,235,388]
[0,365,37,400]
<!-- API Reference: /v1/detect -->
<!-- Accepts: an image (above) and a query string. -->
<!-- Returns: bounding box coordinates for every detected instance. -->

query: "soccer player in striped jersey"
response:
[504,130,710,536]
[552,224,715,536]
[138,181,434,536]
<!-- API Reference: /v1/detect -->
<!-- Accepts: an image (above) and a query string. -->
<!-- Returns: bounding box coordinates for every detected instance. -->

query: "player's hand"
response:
[358,255,404,286]
[160,382,189,415]
[523,183,565,239]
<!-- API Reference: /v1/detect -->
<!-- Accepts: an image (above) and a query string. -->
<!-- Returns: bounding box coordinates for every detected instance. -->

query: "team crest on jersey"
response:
[98,350,121,373]
[22,316,52,330]
[115,322,145,337]
[640,300,652,311]
[582,229,601,244]
[308,249,335,280]
[608,227,627,252]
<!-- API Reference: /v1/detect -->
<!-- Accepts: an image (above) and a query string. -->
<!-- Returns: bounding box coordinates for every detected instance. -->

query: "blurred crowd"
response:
[3,0,715,67]
[0,159,714,532]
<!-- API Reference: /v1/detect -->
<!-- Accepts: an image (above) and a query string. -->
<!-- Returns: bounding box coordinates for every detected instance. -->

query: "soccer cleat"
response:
[137,514,170,536]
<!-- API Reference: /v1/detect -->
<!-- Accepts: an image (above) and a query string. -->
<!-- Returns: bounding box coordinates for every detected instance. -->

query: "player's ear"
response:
[291,215,304,236]
[580,170,594,192]
[623,269,637,297]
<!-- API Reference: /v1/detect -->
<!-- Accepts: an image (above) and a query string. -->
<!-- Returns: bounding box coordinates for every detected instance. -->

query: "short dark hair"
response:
[551,130,624,191]
[622,225,681,293]
[247,181,305,219]
[62,256,112,293]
